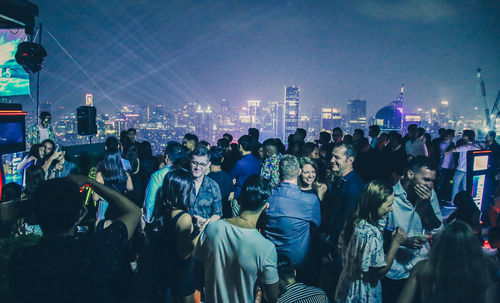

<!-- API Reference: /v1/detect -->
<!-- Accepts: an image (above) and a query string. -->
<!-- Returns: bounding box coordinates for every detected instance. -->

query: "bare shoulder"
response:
[175,212,193,231]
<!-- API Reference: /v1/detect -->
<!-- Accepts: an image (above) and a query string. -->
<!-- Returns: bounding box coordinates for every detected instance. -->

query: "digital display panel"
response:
[2,151,25,186]
[473,155,488,171]
[0,122,24,145]
[0,29,30,96]
[471,174,485,213]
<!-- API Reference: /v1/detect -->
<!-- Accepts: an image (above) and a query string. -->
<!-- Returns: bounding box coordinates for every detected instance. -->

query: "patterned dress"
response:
[335,220,386,303]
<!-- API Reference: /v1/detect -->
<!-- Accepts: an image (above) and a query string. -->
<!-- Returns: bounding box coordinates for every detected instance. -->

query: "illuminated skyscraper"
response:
[438,100,450,127]
[269,101,284,139]
[321,107,342,130]
[247,99,262,129]
[347,99,366,130]
[284,85,300,142]
[221,98,230,116]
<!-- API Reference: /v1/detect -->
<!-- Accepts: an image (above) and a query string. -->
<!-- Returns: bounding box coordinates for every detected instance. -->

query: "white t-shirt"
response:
[39,126,49,142]
[455,143,480,172]
[194,219,279,303]
[405,138,428,158]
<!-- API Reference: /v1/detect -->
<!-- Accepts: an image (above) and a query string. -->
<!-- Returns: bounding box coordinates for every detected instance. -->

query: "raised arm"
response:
[92,172,104,202]
[69,174,140,239]
[396,261,422,303]
[367,227,407,282]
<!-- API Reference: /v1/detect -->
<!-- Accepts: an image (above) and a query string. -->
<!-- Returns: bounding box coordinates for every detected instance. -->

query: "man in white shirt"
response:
[383,156,443,303]
[446,130,482,202]
[27,111,56,148]
[194,175,280,303]
[405,126,428,159]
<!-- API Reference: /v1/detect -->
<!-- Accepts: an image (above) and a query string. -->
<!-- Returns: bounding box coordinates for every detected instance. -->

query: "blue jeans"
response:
[451,170,467,203]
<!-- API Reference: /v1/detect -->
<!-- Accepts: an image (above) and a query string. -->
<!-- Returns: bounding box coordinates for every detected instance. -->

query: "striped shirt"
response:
[277,283,329,303]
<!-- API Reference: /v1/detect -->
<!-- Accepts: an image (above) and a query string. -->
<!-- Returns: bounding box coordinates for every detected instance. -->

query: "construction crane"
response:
[477,68,490,127]
[477,68,500,132]
[489,90,500,131]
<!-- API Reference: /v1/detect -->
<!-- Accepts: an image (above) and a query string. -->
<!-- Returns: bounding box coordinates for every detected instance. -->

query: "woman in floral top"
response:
[260,139,282,188]
[335,180,406,303]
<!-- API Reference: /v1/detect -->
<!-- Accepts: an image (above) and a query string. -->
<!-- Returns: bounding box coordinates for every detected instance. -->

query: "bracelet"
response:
[79,184,93,193]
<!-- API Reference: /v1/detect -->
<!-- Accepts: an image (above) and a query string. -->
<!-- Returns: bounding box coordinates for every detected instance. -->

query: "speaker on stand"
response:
[77,106,97,143]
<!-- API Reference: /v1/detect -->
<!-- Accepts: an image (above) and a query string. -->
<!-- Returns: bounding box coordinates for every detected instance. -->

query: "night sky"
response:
[21,0,500,118]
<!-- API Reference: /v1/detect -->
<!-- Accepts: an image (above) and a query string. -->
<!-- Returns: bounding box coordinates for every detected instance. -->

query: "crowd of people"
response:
[1,122,500,303]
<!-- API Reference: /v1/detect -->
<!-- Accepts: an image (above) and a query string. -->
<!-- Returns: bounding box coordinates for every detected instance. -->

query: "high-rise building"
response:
[321,107,342,131]
[438,100,450,127]
[347,99,366,130]
[40,101,51,113]
[221,98,230,116]
[269,101,284,140]
[284,85,300,142]
[247,99,262,129]
[309,111,322,139]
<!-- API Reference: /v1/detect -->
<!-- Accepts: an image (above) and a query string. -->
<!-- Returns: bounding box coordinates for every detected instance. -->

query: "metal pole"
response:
[36,23,42,124]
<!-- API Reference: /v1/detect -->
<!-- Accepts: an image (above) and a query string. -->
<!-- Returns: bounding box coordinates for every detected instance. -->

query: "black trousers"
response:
[382,276,408,303]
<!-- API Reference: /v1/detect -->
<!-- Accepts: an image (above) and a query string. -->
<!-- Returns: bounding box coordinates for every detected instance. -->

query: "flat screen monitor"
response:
[0,28,30,96]
[473,155,489,171]
[0,114,26,154]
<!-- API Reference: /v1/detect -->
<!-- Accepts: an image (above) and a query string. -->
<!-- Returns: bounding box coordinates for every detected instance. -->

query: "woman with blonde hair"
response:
[335,180,406,303]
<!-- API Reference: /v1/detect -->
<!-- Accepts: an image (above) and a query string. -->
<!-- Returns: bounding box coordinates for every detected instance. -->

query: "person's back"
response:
[196,219,278,303]
[265,183,321,265]
[231,135,261,199]
[8,176,140,303]
[9,222,128,303]
[208,169,234,218]
[397,221,498,303]
[277,255,329,303]
[194,175,279,303]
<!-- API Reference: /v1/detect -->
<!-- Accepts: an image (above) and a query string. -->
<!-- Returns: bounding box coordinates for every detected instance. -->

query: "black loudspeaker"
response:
[77,106,97,136]
[15,42,47,74]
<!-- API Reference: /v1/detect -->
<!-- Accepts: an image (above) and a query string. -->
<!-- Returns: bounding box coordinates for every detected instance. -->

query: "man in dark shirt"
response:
[8,175,141,303]
[326,143,366,246]
[231,135,262,200]
[208,146,235,218]
[321,142,365,298]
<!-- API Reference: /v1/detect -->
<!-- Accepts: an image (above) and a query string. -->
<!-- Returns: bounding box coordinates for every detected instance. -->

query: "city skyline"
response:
[3,0,499,119]
[30,91,488,156]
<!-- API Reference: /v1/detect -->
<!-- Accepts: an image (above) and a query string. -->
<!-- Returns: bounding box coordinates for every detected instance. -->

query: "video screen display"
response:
[0,122,24,145]
[2,151,25,186]
[473,155,489,171]
[0,29,30,96]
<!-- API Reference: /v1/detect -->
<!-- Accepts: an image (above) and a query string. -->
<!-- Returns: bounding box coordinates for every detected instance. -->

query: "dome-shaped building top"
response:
[375,105,402,132]
[374,82,405,132]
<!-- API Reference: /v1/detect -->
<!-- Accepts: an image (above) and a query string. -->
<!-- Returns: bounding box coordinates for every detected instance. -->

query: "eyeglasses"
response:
[191,161,209,167]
